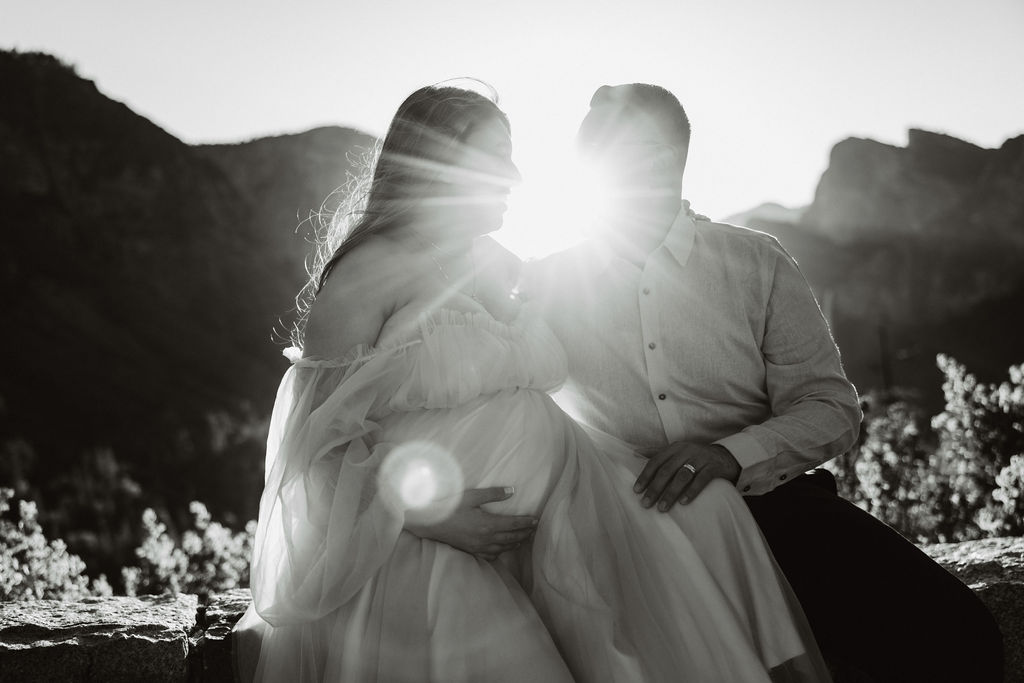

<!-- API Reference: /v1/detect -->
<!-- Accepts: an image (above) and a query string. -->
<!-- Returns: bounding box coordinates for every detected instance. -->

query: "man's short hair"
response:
[589,83,691,151]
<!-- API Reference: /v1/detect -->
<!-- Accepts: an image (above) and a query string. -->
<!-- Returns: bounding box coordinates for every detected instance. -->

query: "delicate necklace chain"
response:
[415,231,480,303]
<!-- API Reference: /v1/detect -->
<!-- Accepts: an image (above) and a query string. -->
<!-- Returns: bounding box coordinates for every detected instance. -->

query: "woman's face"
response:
[434,114,520,237]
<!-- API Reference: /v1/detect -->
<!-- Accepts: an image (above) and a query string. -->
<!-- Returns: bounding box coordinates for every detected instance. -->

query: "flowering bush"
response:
[122,501,256,597]
[981,455,1024,536]
[0,488,112,601]
[2,488,254,600]
[829,356,1024,542]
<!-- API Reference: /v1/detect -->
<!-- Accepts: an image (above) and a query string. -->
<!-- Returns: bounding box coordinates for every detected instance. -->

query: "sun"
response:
[494,147,612,260]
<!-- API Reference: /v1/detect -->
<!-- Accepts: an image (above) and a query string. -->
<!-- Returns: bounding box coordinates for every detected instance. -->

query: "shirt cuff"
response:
[713,431,771,493]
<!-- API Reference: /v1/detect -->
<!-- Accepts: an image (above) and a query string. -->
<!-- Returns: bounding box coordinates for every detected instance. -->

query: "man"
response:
[529,83,1002,682]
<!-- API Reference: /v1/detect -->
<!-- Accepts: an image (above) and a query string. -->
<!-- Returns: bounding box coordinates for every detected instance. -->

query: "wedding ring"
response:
[682,463,697,474]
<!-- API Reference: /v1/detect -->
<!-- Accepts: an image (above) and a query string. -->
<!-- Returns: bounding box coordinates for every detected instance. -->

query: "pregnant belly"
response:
[377,389,570,516]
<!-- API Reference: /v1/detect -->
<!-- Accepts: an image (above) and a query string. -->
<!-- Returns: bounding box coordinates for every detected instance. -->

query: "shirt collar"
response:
[591,205,697,273]
[660,207,697,268]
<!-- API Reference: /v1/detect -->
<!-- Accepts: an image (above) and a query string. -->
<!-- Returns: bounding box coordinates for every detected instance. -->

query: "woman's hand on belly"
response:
[404,486,539,561]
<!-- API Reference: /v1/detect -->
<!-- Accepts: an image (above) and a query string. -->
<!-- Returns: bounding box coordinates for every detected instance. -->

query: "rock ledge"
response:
[1,539,1021,682]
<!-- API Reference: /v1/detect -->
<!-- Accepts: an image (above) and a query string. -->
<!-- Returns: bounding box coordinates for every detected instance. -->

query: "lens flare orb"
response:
[399,461,437,509]
[378,440,464,523]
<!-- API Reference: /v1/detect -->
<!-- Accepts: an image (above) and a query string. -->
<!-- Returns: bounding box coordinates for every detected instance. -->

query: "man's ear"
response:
[674,147,689,178]
[648,146,686,176]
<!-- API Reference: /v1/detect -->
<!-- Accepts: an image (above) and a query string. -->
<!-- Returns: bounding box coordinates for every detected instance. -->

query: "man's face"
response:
[576,103,681,192]
[581,101,684,176]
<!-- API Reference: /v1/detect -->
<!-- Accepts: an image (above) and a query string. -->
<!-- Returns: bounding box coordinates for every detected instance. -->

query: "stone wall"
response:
[0,590,249,682]
[2,539,1021,682]
[923,537,1024,682]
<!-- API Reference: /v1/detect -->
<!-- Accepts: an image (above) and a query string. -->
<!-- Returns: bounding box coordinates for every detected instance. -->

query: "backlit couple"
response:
[233,82,1001,682]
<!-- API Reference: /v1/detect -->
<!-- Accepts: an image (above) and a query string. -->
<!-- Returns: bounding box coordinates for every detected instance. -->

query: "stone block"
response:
[190,589,251,683]
[0,594,198,682]
[923,536,1024,683]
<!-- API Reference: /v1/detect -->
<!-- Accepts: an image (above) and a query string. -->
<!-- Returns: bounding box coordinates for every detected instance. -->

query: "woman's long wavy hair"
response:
[290,82,510,349]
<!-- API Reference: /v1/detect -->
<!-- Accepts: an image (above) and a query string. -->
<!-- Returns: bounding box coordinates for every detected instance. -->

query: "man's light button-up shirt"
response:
[533,209,862,496]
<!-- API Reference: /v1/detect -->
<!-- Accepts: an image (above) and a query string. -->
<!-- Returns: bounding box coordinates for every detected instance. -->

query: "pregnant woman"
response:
[233,82,831,682]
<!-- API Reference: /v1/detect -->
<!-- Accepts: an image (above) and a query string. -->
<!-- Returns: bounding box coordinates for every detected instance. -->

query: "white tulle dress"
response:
[233,305,831,682]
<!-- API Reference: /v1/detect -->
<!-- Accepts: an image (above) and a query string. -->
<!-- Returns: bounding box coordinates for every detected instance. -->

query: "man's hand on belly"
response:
[404,487,539,561]
[633,443,741,512]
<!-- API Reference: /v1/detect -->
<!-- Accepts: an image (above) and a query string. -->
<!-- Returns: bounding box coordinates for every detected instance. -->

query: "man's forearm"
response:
[718,386,861,495]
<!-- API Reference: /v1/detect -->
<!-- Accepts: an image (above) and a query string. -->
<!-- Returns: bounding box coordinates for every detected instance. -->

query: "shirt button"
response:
[658,393,666,400]
[648,342,657,350]
[642,287,651,295]
[742,485,751,493]
[779,474,788,481]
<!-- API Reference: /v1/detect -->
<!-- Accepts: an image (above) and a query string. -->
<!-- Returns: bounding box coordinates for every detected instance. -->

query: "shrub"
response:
[0,488,112,601]
[929,356,1024,539]
[829,356,1024,542]
[122,501,255,597]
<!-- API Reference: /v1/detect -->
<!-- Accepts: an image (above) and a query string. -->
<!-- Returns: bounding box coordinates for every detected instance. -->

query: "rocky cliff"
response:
[730,130,1024,407]
[805,130,1024,247]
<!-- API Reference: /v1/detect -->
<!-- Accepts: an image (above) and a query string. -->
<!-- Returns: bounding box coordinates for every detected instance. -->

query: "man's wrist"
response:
[710,443,741,483]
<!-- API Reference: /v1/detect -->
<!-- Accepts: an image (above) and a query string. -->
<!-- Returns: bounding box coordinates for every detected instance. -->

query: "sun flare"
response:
[495,150,613,260]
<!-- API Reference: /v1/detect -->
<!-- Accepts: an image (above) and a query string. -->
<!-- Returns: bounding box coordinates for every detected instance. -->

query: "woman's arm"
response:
[302,246,392,359]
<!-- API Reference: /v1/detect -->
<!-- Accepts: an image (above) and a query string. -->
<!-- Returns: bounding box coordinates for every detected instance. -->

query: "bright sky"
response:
[3,0,1022,256]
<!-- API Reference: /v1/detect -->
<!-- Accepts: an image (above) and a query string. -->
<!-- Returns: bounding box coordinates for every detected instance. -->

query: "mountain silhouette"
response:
[727,130,1024,408]
[0,50,373,575]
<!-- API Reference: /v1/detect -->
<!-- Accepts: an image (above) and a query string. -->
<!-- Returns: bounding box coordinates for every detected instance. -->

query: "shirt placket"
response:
[638,258,674,440]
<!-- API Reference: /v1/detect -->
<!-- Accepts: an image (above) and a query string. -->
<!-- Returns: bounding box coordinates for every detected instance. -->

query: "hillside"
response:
[0,51,373,576]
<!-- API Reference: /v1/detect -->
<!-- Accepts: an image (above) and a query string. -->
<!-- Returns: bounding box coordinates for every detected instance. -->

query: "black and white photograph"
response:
[1,1,1021,681]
